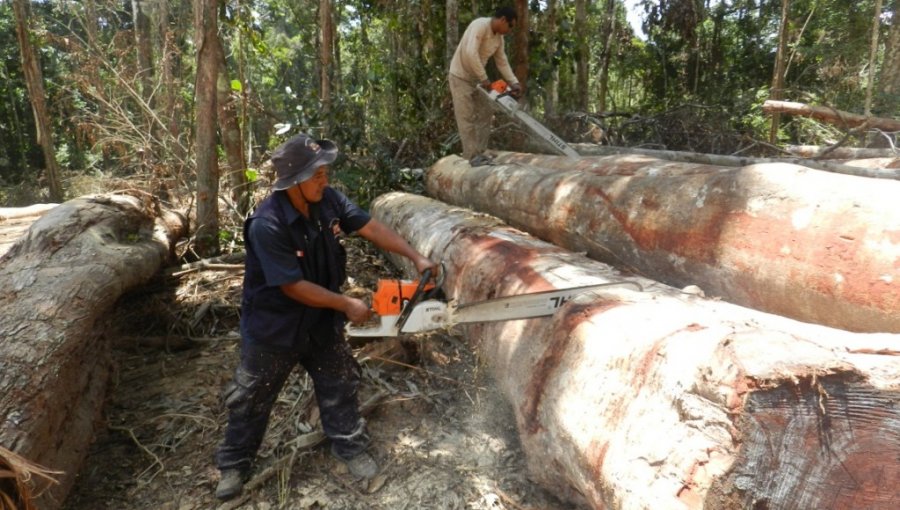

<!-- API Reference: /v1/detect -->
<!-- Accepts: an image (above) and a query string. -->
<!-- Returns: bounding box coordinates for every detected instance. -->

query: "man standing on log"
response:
[449,6,522,165]
[214,133,437,501]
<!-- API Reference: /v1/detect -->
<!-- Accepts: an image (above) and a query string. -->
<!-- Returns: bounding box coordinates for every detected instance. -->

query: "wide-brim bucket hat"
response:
[271,133,338,190]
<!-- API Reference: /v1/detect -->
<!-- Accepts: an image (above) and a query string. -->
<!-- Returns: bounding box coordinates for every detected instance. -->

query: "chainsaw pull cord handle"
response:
[394,266,436,333]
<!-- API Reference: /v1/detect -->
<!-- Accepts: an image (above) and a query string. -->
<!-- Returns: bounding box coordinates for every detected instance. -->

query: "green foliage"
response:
[2,0,898,208]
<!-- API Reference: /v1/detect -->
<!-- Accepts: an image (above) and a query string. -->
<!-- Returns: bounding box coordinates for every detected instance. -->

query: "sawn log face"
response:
[371,191,900,510]
[0,194,186,509]
[425,153,900,333]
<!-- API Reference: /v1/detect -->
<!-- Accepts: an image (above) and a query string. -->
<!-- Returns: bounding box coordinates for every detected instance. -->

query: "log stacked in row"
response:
[425,152,900,333]
[372,191,900,510]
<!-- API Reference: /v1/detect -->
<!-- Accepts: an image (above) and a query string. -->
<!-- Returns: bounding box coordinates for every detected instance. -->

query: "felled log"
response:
[786,145,899,159]
[0,204,58,258]
[426,153,900,334]
[371,191,900,510]
[762,99,900,132]
[0,193,186,509]
[568,143,900,179]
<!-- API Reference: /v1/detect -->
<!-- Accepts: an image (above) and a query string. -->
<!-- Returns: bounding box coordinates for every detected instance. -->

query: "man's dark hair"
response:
[494,6,517,23]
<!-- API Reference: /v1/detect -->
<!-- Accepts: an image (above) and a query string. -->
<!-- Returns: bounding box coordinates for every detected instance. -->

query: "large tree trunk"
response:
[425,153,900,333]
[193,0,221,256]
[12,0,63,202]
[371,191,900,510]
[571,143,900,179]
[544,0,559,118]
[597,0,616,112]
[763,99,900,132]
[0,194,187,510]
[513,0,529,87]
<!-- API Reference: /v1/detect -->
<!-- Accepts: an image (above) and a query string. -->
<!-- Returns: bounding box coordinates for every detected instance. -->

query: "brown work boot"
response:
[215,468,250,501]
[332,448,378,479]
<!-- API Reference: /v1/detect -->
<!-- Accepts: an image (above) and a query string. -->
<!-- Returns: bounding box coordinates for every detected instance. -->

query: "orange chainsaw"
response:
[345,266,642,337]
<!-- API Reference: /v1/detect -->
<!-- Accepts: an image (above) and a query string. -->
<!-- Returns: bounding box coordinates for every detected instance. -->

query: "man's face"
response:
[298,166,329,203]
[498,16,515,35]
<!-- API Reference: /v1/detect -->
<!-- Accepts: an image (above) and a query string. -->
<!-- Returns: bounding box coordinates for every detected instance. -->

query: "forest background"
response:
[1,0,899,258]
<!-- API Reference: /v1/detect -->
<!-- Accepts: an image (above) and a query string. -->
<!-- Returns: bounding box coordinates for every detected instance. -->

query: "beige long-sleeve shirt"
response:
[449,17,519,85]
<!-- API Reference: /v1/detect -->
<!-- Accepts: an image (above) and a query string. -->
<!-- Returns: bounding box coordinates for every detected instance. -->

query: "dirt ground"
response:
[61,236,576,510]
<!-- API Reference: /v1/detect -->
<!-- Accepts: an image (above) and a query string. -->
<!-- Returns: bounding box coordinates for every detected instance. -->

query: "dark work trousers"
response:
[215,315,369,473]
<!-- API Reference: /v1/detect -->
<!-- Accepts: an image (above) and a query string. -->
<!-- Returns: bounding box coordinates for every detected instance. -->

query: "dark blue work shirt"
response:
[241,188,371,349]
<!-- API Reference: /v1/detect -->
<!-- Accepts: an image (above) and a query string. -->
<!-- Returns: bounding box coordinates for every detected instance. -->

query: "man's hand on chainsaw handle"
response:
[479,79,492,90]
[508,82,522,98]
[342,296,372,325]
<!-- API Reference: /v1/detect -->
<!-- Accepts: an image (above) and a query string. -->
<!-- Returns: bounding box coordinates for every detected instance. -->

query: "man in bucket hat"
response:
[215,133,437,501]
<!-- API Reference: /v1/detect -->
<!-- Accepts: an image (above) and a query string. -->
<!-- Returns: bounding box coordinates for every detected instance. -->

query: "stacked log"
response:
[0,194,186,509]
[371,191,900,510]
[424,153,900,333]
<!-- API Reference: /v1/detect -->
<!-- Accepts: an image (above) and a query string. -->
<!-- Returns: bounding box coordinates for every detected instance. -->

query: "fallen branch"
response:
[762,99,900,131]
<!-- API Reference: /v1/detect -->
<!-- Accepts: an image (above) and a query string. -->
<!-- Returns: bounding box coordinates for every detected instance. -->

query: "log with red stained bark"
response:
[0,193,187,510]
[568,143,900,179]
[762,100,900,132]
[425,153,900,334]
[371,191,900,510]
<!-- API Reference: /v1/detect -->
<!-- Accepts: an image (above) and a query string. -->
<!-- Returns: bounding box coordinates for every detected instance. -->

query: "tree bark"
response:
[132,0,155,105]
[215,40,249,217]
[445,0,458,69]
[865,0,884,116]
[319,0,333,127]
[426,153,900,333]
[768,0,790,143]
[513,0,529,88]
[574,0,589,111]
[876,2,900,114]
[371,191,900,510]
[597,0,616,112]
[0,194,187,510]
[544,0,559,118]
[12,0,63,202]
[762,99,900,132]
[193,0,221,257]
[570,143,900,179]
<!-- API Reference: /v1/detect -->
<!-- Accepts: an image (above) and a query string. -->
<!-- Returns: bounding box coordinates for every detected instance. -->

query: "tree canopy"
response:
[1,0,898,237]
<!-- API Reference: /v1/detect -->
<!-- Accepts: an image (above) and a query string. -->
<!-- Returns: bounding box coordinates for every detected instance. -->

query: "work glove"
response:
[508,82,522,98]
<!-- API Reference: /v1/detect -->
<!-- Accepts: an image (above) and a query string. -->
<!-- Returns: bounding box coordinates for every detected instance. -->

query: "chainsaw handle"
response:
[394,263,444,332]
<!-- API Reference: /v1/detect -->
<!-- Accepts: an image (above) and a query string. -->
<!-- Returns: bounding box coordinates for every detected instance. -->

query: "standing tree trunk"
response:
[769,0,790,143]
[445,0,458,68]
[876,1,900,115]
[318,0,333,131]
[597,0,616,112]
[544,0,559,118]
[193,0,221,257]
[513,0,529,87]
[574,0,589,111]
[132,0,155,106]
[216,40,249,218]
[12,0,63,203]
[865,0,884,116]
